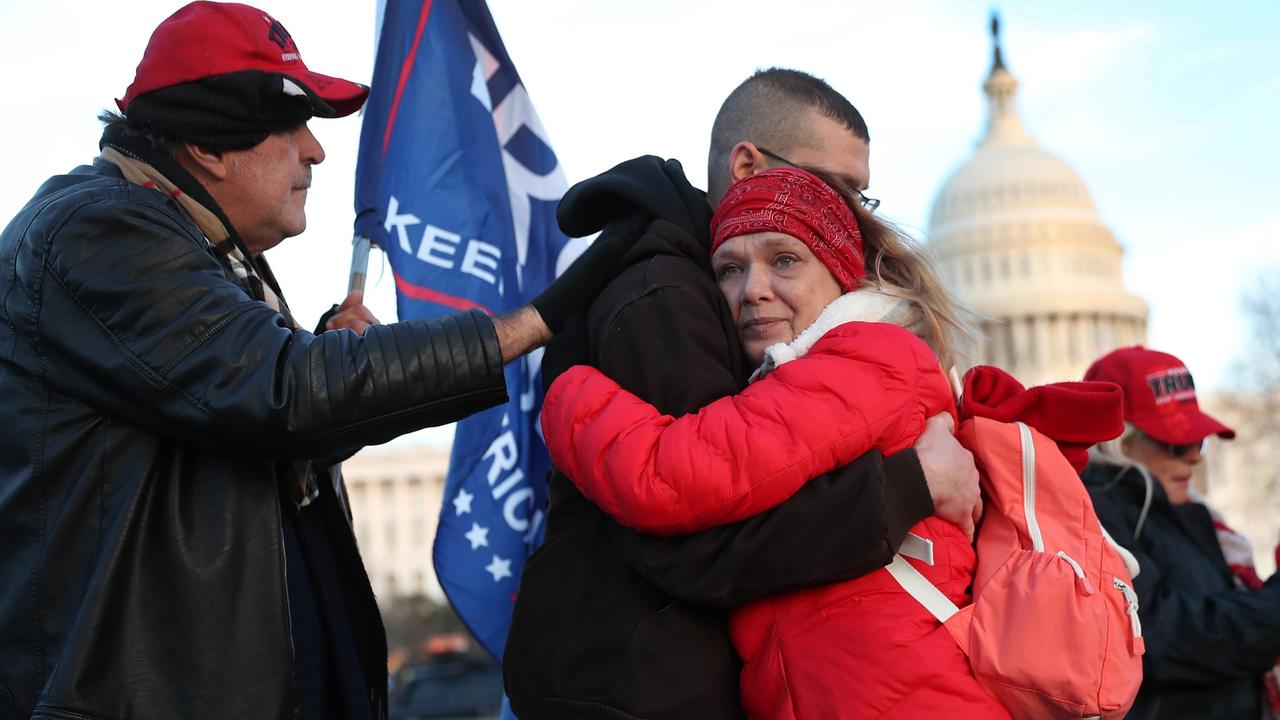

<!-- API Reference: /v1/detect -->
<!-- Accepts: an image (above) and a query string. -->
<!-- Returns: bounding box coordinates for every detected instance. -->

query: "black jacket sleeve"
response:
[35,195,507,461]
[1091,488,1280,685]
[591,249,933,607]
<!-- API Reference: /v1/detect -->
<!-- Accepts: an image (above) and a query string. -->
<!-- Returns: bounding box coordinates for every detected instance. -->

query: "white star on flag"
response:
[485,555,512,582]
[465,523,490,550]
[452,488,474,516]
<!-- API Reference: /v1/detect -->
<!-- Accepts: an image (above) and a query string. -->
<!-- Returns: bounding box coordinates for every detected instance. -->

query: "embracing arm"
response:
[611,448,931,606]
[545,321,948,536]
[578,255,934,602]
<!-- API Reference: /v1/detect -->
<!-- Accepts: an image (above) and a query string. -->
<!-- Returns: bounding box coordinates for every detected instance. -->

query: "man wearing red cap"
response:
[1082,346,1280,720]
[0,3,627,719]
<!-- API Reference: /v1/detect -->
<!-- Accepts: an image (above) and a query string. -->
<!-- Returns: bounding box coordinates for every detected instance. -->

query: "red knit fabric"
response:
[710,167,866,291]
[959,365,1124,473]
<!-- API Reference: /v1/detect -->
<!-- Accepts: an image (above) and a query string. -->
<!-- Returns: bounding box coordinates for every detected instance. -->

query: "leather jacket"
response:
[0,160,508,719]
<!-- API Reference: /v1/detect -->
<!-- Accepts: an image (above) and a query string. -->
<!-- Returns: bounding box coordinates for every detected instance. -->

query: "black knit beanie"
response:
[125,70,330,151]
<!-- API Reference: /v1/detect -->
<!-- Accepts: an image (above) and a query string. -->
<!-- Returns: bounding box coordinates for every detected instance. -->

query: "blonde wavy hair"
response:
[802,166,981,373]
[1088,422,1145,468]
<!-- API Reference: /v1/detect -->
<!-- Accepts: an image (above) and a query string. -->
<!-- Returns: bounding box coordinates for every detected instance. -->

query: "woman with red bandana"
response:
[540,166,1010,718]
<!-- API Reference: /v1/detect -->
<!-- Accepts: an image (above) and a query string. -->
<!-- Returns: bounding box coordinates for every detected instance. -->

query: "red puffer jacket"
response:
[542,320,1009,719]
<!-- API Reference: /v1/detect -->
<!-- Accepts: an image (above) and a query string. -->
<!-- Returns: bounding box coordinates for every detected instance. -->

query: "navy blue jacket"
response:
[1084,461,1280,720]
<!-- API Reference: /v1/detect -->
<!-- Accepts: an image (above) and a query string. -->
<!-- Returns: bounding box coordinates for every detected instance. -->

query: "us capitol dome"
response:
[928,17,1148,386]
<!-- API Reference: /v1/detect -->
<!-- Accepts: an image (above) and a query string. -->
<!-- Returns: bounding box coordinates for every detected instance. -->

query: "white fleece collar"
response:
[750,288,922,382]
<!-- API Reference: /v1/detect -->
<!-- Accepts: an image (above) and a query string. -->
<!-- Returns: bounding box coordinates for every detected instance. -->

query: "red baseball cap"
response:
[1083,346,1235,445]
[118,1,368,118]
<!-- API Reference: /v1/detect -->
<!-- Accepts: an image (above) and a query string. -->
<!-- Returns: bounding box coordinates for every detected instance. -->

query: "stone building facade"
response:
[927,20,1148,386]
[342,444,451,601]
[930,19,1277,574]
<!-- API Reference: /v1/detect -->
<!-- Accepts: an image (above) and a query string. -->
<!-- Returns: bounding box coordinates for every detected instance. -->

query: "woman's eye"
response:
[775,255,797,268]
[715,265,741,278]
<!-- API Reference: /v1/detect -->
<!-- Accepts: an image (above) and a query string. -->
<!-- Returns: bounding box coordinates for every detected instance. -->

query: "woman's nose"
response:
[741,264,773,304]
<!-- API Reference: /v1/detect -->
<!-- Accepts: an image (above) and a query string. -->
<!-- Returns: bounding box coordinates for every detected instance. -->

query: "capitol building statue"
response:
[928,17,1148,386]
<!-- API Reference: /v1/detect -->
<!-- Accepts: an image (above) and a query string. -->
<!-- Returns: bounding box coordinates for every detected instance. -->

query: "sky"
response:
[3,0,1278,447]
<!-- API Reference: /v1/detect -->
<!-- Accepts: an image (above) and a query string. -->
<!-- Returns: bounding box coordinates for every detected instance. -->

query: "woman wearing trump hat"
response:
[1082,346,1280,720]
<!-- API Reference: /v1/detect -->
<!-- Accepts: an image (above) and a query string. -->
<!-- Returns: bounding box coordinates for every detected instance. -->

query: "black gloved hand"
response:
[541,311,591,393]
[314,304,341,334]
[529,214,647,334]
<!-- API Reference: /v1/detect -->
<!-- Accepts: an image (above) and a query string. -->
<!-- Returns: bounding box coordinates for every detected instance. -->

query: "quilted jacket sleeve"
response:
[543,321,953,535]
[28,191,508,461]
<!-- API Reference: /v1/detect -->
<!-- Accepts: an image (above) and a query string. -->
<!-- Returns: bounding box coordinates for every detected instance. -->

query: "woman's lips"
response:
[741,317,785,335]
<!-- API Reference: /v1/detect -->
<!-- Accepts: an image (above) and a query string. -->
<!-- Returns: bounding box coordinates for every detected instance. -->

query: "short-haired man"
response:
[0,3,624,718]
[503,68,980,719]
[705,66,873,204]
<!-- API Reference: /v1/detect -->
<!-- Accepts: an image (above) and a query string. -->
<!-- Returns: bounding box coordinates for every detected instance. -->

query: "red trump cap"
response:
[118,1,368,118]
[1084,346,1235,445]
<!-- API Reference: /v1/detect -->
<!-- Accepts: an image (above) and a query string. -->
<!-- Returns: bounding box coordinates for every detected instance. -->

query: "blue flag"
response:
[354,0,571,660]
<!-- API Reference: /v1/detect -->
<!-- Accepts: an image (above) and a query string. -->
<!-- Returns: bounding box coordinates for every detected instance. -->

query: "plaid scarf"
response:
[97,150,297,328]
[99,127,316,507]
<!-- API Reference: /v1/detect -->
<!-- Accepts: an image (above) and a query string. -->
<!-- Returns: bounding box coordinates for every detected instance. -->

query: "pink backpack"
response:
[888,373,1145,718]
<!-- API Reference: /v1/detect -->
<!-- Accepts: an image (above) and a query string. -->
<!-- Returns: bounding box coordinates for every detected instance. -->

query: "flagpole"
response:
[354,0,569,664]
[349,235,372,294]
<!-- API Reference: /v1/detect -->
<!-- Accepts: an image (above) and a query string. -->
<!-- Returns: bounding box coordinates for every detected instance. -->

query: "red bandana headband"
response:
[710,167,866,291]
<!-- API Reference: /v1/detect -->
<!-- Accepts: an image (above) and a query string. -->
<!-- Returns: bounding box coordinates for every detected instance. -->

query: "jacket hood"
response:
[558,155,716,277]
[558,155,712,248]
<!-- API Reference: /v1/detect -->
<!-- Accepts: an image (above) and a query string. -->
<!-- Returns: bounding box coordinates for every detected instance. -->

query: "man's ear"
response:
[177,142,232,182]
[727,141,769,184]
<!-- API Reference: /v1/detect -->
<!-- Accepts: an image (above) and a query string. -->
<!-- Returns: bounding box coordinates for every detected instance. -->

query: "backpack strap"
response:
[885,554,960,623]
[898,532,935,565]
[1100,523,1142,579]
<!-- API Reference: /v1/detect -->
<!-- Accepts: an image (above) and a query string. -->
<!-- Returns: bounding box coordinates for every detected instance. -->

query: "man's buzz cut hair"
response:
[707,68,869,201]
